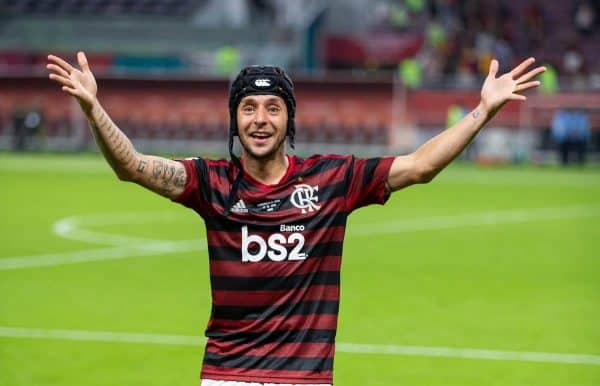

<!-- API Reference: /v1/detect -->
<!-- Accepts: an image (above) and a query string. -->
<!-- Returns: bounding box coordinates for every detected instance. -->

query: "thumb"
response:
[77,51,90,73]
[488,59,499,78]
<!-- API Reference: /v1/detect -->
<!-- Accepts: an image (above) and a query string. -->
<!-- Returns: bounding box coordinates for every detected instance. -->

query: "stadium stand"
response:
[0,0,202,16]
[0,0,598,161]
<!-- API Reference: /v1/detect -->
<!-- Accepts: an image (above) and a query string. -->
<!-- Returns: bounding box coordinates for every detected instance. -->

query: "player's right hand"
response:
[47,51,98,112]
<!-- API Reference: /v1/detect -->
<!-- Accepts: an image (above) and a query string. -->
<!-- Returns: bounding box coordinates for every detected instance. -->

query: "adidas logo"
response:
[231,199,248,213]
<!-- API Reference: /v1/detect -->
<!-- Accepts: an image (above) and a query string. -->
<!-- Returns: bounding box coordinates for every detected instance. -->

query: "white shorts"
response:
[201,379,331,386]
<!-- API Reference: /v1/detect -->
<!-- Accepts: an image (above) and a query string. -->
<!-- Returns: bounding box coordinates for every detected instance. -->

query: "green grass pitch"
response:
[1,153,599,386]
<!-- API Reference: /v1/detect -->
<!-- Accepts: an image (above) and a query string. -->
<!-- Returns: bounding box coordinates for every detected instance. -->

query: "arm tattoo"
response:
[137,160,147,173]
[163,165,176,183]
[173,168,186,188]
[122,149,133,165]
[149,160,184,194]
[152,160,164,179]
[472,110,481,119]
[97,110,109,129]
[87,103,139,177]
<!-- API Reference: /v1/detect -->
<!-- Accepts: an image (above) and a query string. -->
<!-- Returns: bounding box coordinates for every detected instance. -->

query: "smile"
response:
[250,132,273,139]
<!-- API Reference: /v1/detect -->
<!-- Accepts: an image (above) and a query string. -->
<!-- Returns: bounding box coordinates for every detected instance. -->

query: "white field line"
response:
[0,204,598,271]
[348,204,600,236]
[0,241,204,270]
[53,214,176,246]
[0,326,598,366]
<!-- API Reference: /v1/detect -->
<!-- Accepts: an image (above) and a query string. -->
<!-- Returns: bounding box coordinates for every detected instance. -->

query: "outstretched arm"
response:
[387,57,545,191]
[47,52,187,199]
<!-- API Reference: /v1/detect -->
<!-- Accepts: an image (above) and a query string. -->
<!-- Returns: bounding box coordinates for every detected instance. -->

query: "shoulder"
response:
[178,157,231,169]
[175,157,234,182]
[296,154,352,169]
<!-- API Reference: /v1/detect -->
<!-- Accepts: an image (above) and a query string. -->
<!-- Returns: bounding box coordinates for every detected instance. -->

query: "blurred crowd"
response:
[1,0,598,84]
[369,0,599,88]
[0,0,598,162]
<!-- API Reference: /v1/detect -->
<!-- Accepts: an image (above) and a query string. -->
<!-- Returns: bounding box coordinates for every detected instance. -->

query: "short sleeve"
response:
[172,157,211,217]
[345,156,395,212]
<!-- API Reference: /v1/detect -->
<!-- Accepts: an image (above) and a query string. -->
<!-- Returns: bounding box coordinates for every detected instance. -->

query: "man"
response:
[47,52,544,385]
[551,108,590,166]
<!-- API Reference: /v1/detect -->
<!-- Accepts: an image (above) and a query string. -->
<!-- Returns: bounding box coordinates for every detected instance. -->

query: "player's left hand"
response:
[480,57,545,117]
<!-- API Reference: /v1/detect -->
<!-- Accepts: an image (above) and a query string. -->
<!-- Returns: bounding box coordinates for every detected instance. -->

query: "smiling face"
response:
[237,94,288,161]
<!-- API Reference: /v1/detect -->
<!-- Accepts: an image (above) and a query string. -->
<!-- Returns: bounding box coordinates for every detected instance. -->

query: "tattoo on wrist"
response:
[472,110,481,119]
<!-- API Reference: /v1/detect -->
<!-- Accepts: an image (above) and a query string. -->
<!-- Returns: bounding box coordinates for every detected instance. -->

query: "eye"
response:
[268,105,281,114]
[242,105,255,114]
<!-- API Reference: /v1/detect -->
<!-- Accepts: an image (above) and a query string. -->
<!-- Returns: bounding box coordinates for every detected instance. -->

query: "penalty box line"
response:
[0,326,598,366]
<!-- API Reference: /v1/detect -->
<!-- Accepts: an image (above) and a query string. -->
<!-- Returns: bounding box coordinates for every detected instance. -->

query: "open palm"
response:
[481,58,545,116]
[47,52,97,111]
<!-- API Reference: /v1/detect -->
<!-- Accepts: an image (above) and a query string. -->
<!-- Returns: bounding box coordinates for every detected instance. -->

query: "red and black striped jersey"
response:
[174,154,394,385]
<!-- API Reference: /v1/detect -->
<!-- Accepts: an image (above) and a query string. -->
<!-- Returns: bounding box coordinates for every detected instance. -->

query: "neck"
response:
[241,151,289,185]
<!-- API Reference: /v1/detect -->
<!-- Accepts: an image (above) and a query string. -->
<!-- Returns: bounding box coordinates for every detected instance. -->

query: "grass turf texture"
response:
[1,153,599,386]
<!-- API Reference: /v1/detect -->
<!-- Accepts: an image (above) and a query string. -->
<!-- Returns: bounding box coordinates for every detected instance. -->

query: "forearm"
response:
[84,99,138,179]
[83,100,187,198]
[47,52,189,199]
[412,102,492,180]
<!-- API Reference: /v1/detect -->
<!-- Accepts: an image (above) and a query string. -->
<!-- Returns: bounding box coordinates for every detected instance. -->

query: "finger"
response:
[77,51,90,73]
[46,63,70,78]
[488,59,499,78]
[61,86,80,97]
[515,80,541,93]
[510,93,527,101]
[47,54,75,73]
[509,57,535,78]
[49,73,75,88]
[516,66,546,84]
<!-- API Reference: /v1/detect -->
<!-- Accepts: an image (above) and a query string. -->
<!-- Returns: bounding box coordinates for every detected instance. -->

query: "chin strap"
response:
[224,141,244,216]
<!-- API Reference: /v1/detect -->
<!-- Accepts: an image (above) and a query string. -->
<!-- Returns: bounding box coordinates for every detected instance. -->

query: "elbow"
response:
[414,163,439,184]
[115,167,134,182]
[113,154,141,182]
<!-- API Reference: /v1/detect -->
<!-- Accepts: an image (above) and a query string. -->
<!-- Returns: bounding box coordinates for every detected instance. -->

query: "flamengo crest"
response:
[290,184,321,214]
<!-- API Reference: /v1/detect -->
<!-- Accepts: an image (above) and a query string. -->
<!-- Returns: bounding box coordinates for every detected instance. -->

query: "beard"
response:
[238,134,287,161]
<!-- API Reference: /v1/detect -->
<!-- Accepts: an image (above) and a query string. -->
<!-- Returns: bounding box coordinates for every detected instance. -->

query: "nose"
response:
[254,105,268,127]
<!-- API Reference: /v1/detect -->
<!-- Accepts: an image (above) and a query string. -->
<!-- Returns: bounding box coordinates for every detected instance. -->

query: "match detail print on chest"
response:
[231,176,323,217]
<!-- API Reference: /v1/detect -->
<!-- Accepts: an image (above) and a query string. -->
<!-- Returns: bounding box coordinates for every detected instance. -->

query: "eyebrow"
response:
[240,96,284,105]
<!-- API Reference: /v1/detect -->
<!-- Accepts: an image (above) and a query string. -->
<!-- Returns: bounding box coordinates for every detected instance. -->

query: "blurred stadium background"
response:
[1,1,599,386]
[1,0,599,162]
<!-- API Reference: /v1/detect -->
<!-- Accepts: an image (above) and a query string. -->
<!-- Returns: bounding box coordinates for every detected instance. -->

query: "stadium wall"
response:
[1,75,599,161]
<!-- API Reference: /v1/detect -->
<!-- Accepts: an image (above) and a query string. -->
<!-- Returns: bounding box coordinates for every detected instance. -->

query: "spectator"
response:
[523,1,546,52]
[11,106,26,151]
[539,63,559,94]
[12,104,43,151]
[398,57,422,88]
[563,42,585,76]
[573,0,597,36]
[551,108,590,165]
[215,44,241,76]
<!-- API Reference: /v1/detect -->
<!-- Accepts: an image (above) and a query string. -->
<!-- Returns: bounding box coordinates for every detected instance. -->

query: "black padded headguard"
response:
[224,65,296,215]
[228,65,296,156]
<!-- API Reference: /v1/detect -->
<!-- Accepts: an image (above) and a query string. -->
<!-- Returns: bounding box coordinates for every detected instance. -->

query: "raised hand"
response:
[480,58,545,117]
[47,51,97,112]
